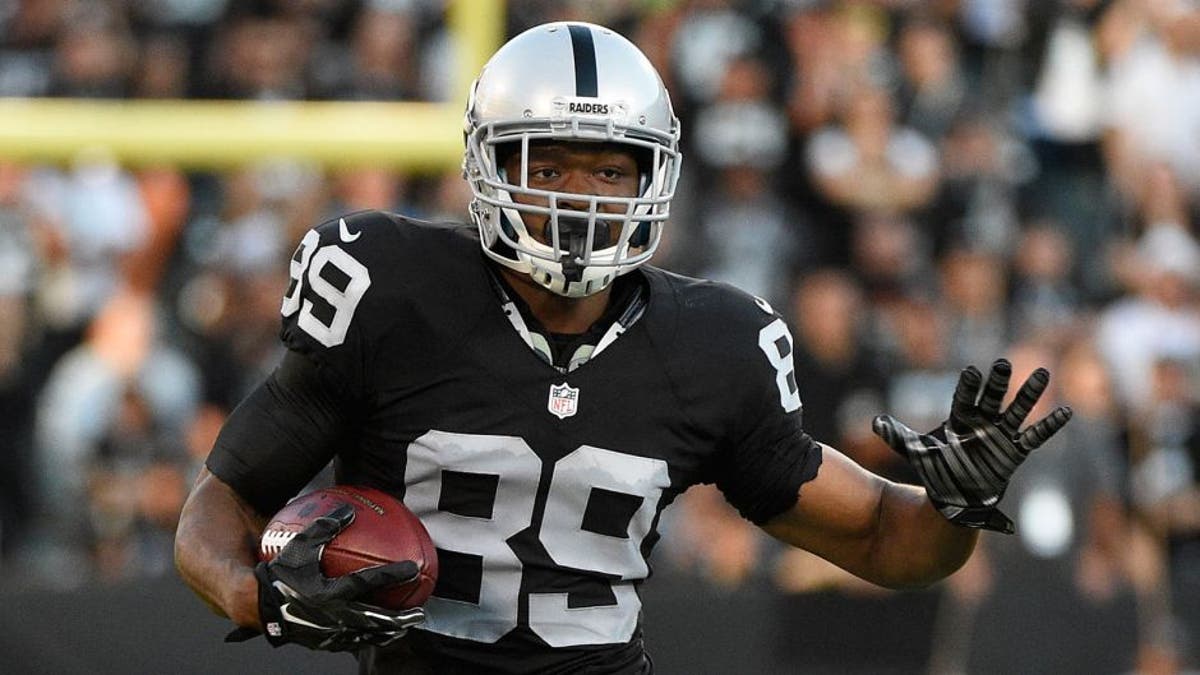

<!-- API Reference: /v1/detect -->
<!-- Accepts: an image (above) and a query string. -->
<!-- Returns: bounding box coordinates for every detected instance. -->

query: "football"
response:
[258,485,438,610]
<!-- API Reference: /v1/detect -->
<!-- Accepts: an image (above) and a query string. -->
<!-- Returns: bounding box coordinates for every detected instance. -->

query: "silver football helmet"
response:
[463,22,682,298]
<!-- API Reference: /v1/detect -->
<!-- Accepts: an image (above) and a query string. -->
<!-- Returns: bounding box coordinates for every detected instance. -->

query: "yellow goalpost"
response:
[0,0,504,171]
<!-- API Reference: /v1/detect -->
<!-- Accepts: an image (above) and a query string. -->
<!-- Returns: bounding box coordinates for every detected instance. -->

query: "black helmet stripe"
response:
[567,24,598,97]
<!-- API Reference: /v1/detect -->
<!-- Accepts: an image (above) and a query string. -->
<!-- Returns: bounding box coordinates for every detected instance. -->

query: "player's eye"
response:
[528,167,559,182]
[596,167,625,181]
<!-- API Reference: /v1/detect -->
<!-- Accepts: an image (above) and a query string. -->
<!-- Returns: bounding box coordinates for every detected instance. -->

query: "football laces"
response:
[260,528,299,559]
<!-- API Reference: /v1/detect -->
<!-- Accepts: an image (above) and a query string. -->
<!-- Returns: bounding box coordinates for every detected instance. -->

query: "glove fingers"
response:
[323,560,420,601]
[325,601,424,633]
[872,415,920,457]
[293,504,356,548]
[950,365,983,420]
[356,559,420,587]
[351,603,426,630]
[1017,406,1073,450]
[371,631,408,648]
[977,359,1011,418]
[1001,368,1049,432]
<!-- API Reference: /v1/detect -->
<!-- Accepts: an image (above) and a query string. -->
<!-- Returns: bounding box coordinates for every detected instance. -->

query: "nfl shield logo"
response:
[547,382,579,419]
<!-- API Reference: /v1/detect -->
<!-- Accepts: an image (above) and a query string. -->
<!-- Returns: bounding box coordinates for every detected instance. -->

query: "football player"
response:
[175,21,1072,673]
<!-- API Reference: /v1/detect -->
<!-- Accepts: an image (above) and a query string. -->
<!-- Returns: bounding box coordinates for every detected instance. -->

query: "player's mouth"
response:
[557,216,615,259]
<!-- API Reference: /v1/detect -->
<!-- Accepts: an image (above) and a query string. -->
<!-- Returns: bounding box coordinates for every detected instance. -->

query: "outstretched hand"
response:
[227,504,426,651]
[872,359,1073,534]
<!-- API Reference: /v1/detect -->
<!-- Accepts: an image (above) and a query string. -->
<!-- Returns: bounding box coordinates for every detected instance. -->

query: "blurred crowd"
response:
[0,0,1198,672]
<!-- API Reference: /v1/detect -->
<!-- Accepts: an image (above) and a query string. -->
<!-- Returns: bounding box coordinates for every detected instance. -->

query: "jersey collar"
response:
[487,266,648,373]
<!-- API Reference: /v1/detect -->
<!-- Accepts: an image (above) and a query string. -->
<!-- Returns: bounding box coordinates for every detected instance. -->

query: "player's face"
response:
[502,142,641,246]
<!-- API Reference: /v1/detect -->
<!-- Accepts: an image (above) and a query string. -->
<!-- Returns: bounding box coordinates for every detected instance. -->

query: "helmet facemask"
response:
[466,123,680,298]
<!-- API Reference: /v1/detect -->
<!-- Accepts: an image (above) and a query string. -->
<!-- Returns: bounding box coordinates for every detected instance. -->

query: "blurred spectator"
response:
[878,296,959,435]
[1095,219,1200,408]
[1025,0,1108,145]
[50,6,137,98]
[666,0,783,116]
[685,54,818,307]
[781,2,894,137]
[316,5,419,101]
[930,112,1034,255]
[30,289,199,586]
[786,269,892,476]
[0,0,63,97]
[691,55,790,177]
[132,33,192,98]
[629,7,683,99]
[204,13,311,99]
[805,83,941,217]
[87,384,189,582]
[939,247,1011,367]
[1018,0,1117,300]
[327,166,408,216]
[896,14,968,141]
[175,166,307,411]
[423,169,474,223]
[953,0,1029,106]
[0,163,38,372]
[686,161,804,308]
[128,166,192,294]
[1102,0,1200,200]
[25,152,149,357]
[849,212,934,306]
[781,4,844,135]
[1009,221,1081,342]
[1128,354,1200,658]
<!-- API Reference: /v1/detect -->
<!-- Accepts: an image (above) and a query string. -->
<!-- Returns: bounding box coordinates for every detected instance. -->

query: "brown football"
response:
[258,485,438,610]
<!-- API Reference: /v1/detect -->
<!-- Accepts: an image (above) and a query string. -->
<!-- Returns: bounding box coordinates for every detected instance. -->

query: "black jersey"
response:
[208,210,822,674]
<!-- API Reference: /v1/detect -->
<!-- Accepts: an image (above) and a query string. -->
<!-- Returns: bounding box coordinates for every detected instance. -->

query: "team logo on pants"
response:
[548,383,580,419]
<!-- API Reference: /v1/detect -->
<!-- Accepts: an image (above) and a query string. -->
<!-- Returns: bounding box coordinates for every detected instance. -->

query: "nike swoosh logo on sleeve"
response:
[339,218,362,242]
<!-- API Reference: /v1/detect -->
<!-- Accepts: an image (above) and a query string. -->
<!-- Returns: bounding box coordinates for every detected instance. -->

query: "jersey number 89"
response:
[405,431,670,647]
[281,230,372,348]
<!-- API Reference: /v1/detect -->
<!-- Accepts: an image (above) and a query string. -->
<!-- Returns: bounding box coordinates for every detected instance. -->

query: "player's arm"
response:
[176,350,423,650]
[175,350,347,629]
[175,466,269,628]
[762,445,977,589]
[763,359,1073,589]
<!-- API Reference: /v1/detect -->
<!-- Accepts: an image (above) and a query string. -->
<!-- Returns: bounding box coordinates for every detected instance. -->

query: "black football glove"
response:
[872,358,1073,534]
[226,504,426,652]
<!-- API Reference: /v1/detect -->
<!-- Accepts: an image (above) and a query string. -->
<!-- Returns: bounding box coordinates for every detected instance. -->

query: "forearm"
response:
[869,481,978,589]
[174,467,267,629]
[764,446,978,589]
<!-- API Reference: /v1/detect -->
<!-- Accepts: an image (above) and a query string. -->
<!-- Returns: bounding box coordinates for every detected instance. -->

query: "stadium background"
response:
[0,0,1197,673]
